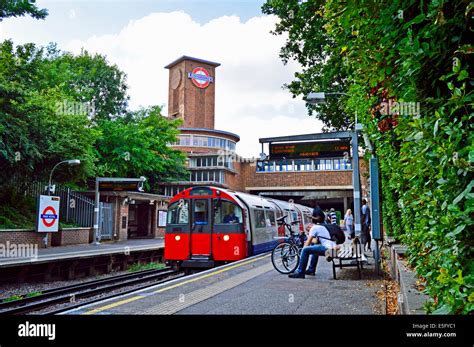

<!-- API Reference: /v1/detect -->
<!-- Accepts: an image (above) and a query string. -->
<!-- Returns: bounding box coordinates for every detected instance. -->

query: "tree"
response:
[0,40,97,186]
[263,0,473,314]
[262,0,352,131]
[0,0,48,21]
[46,48,130,122]
[95,106,188,191]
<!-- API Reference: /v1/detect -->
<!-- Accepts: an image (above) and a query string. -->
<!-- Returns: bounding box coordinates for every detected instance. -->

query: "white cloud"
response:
[23,11,324,157]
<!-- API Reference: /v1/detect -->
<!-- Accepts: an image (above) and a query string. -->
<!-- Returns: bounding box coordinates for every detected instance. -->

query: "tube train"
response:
[164,186,313,269]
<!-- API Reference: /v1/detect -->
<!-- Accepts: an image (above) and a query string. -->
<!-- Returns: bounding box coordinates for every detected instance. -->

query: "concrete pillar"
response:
[343,197,348,213]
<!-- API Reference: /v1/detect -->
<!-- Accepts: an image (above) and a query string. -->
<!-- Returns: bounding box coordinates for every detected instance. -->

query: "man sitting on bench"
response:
[288,207,336,279]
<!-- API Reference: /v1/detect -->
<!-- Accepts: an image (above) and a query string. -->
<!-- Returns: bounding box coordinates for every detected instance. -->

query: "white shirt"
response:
[309,224,336,249]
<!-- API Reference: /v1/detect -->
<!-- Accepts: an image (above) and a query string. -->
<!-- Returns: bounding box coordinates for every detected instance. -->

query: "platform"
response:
[0,239,164,268]
[63,251,382,315]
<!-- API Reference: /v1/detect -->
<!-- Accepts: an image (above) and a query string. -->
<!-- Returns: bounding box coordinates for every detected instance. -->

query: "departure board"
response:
[269,141,350,159]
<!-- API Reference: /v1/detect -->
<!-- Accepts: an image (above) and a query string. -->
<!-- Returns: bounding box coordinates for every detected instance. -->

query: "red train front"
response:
[164,186,248,269]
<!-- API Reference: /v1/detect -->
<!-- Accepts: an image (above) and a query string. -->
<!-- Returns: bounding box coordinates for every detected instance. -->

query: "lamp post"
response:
[305,91,363,240]
[48,159,81,195]
[44,159,81,247]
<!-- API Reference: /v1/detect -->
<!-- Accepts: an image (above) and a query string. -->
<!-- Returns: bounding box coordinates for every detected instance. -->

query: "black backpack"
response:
[321,223,346,245]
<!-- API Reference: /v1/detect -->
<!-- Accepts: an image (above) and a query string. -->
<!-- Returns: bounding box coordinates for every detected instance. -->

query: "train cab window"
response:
[193,200,208,225]
[167,200,189,224]
[255,210,266,228]
[214,200,242,224]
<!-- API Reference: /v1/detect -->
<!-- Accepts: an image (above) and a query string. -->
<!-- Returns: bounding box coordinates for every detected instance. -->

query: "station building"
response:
[160,56,369,215]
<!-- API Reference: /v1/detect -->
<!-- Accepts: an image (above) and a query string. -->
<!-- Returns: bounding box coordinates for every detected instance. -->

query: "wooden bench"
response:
[325,241,367,279]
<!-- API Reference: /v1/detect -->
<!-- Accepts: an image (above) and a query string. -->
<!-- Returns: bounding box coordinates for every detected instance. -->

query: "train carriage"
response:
[164,186,312,269]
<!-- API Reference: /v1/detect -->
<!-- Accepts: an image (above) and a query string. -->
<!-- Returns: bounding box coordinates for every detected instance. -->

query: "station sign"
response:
[269,141,350,159]
[188,67,213,88]
[36,195,60,232]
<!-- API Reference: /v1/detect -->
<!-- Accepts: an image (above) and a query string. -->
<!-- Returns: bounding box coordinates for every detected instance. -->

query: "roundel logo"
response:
[41,206,58,227]
[188,67,213,88]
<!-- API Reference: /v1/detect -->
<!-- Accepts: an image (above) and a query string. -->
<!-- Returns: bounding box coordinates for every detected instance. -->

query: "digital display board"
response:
[269,141,350,159]
[99,182,142,191]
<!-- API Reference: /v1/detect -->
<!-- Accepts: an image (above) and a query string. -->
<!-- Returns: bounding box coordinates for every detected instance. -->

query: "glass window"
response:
[214,200,243,224]
[265,210,276,227]
[325,159,333,170]
[334,159,341,170]
[193,199,208,225]
[294,159,311,171]
[255,210,266,228]
[342,158,351,170]
[202,171,208,181]
[212,157,217,166]
[267,161,275,172]
[167,200,189,224]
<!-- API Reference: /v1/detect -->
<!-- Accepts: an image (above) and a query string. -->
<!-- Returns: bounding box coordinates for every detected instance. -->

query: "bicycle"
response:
[271,215,306,274]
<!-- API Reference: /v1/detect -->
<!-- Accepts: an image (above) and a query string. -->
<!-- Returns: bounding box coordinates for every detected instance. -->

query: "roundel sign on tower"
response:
[36,195,60,232]
[187,67,213,88]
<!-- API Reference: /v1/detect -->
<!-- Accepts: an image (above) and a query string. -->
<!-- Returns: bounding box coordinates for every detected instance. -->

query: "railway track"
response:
[0,267,183,315]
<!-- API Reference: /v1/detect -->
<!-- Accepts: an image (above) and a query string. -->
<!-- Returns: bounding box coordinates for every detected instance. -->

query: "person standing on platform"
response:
[343,209,354,239]
[329,208,337,225]
[361,199,372,252]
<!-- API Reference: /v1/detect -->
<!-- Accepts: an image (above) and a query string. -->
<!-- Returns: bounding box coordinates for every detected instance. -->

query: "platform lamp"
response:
[47,159,81,196]
[44,159,81,247]
[305,91,363,241]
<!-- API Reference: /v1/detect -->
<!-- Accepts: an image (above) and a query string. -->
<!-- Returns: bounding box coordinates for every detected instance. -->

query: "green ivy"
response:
[264,0,473,313]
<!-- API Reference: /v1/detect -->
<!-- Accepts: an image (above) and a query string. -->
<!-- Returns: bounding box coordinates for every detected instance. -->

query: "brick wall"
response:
[116,200,129,241]
[237,158,369,193]
[51,228,91,246]
[239,162,352,189]
[167,60,217,129]
[0,230,51,248]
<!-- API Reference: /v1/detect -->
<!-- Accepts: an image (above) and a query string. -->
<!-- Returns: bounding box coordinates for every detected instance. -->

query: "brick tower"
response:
[165,56,220,129]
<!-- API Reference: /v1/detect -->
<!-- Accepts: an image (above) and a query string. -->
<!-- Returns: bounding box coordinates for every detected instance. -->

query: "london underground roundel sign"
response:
[188,67,213,88]
[41,206,57,227]
[37,195,60,232]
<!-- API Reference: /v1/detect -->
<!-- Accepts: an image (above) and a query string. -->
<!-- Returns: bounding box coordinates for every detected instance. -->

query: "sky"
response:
[0,0,324,157]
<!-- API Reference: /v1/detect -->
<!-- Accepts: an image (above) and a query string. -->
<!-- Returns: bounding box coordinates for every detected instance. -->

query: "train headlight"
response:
[175,235,181,241]
[223,235,230,241]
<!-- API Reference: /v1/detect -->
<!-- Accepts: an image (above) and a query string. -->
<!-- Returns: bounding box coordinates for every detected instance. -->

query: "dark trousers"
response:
[361,223,371,250]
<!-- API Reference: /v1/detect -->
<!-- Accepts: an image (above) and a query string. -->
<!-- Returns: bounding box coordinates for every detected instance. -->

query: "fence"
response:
[13,179,94,227]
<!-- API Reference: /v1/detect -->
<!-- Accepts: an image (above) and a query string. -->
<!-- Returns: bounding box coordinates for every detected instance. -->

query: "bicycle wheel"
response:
[271,242,300,274]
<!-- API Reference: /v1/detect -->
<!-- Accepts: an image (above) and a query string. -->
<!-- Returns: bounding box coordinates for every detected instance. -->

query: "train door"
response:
[190,199,212,256]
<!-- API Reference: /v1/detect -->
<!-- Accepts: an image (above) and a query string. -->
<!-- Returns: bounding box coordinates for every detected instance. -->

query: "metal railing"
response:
[11,179,94,227]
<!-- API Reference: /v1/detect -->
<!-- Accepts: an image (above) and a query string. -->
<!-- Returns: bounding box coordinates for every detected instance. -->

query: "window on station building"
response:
[276,160,293,172]
[173,135,236,151]
[294,159,312,171]
[172,135,191,146]
[190,170,225,184]
[256,158,352,173]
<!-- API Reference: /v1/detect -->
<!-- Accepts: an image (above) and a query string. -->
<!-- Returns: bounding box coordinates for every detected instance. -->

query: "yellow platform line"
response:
[83,254,269,315]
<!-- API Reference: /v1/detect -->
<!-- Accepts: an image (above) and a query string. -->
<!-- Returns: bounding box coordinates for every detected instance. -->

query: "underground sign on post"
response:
[36,195,60,232]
